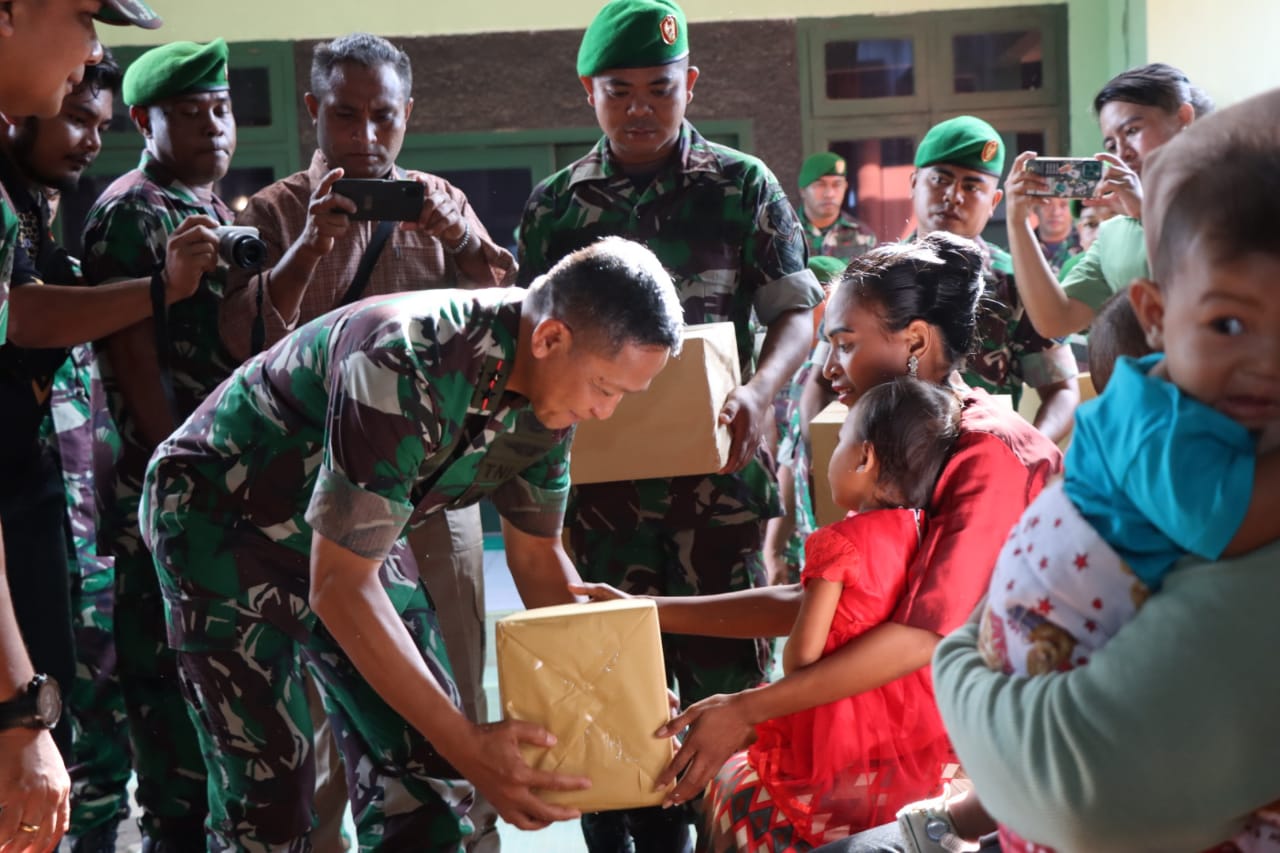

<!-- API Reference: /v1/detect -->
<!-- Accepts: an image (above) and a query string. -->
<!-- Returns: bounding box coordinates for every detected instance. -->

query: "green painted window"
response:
[798,6,1069,247]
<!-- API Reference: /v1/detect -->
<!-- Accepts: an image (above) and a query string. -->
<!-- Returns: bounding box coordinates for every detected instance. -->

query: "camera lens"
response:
[215,226,268,269]
[227,235,267,268]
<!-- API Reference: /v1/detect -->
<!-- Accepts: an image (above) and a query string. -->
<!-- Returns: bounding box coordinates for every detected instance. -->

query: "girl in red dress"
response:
[745,378,962,849]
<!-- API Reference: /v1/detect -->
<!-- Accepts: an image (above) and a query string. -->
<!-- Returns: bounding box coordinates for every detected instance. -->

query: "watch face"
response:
[35,680,61,727]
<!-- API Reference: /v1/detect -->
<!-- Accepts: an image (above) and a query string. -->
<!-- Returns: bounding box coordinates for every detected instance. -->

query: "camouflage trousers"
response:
[113,536,210,843]
[65,553,132,836]
[151,510,474,852]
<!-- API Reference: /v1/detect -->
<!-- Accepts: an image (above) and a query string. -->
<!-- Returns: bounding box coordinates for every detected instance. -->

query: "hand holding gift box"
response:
[495,599,676,811]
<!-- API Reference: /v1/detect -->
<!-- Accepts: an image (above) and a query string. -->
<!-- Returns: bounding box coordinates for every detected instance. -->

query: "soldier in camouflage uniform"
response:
[516,2,823,849]
[2,52,138,853]
[81,39,238,851]
[44,346,133,852]
[2,46,222,852]
[0,4,162,849]
[796,152,877,261]
[905,116,1079,443]
[139,238,683,851]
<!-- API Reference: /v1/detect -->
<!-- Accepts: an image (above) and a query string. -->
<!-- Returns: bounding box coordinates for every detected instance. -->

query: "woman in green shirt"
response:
[1003,63,1210,338]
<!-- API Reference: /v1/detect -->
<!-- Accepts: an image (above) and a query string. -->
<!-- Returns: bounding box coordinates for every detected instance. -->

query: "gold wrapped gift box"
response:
[495,599,674,811]
[569,322,740,484]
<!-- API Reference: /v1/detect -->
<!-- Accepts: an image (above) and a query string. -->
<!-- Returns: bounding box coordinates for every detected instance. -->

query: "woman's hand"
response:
[653,692,759,807]
[1094,153,1144,220]
[566,581,632,603]
[1003,151,1051,228]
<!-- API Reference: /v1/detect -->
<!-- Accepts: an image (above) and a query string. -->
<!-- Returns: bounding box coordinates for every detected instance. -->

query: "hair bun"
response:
[919,231,984,288]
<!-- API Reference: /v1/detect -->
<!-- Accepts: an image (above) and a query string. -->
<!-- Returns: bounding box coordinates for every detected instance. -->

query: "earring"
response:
[907,354,919,378]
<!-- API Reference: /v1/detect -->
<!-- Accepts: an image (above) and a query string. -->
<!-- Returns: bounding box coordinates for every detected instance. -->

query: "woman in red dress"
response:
[575,232,1064,851]
[749,376,963,848]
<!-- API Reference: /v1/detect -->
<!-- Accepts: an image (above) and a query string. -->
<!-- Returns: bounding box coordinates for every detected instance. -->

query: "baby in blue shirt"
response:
[978,112,1280,852]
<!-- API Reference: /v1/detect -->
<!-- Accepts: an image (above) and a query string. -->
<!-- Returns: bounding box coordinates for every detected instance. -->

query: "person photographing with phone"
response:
[1002,63,1210,340]
[219,31,514,365]
[218,32,516,850]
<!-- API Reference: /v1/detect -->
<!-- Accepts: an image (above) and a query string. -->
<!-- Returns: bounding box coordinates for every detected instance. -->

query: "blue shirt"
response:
[1065,354,1256,587]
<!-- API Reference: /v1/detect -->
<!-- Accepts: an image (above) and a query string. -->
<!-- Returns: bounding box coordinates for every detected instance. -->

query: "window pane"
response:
[218,167,277,215]
[824,38,915,100]
[953,30,1043,93]
[434,168,534,255]
[228,67,273,128]
[828,136,916,243]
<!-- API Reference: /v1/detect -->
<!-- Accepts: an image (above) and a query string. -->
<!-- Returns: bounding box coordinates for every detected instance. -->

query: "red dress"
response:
[749,508,959,847]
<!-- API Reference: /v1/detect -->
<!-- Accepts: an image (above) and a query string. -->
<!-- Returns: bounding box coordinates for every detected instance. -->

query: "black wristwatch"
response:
[0,674,62,731]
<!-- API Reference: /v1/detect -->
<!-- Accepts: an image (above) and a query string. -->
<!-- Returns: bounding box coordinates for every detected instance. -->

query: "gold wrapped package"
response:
[809,399,850,527]
[569,322,740,484]
[495,599,674,811]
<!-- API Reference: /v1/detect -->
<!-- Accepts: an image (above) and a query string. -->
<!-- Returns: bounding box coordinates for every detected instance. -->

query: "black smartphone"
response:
[332,178,424,221]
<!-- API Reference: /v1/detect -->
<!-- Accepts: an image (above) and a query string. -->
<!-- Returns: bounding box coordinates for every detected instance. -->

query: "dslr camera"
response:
[214,225,268,269]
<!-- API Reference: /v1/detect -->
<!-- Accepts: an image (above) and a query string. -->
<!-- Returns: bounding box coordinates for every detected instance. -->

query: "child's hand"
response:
[567,582,632,603]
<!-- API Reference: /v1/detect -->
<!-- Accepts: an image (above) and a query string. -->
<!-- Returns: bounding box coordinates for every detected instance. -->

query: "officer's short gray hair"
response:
[528,237,684,357]
[311,33,412,101]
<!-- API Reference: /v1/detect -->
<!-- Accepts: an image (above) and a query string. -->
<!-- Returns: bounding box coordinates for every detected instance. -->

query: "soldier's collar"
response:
[139,150,220,207]
[571,121,716,188]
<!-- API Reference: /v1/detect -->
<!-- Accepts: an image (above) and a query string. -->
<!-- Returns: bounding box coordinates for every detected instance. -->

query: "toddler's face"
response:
[828,411,879,513]
[1154,244,1280,431]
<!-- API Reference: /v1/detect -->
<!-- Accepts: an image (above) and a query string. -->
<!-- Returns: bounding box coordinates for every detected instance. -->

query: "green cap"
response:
[96,0,162,29]
[798,152,847,189]
[123,39,230,108]
[807,255,847,284]
[577,0,689,78]
[914,116,1005,176]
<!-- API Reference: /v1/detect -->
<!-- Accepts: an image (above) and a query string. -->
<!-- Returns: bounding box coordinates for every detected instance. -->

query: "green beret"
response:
[914,116,1005,176]
[96,0,162,29]
[798,152,847,189]
[124,39,230,108]
[807,255,847,284]
[577,0,689,78]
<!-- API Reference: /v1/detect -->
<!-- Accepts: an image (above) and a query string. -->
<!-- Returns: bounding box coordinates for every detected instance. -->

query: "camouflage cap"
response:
[807,255,847,284]
[123,38,230,107]
[96,0,163,29]
[798,152,847,189]
[577,0,689,78]
[915,116,1005,177]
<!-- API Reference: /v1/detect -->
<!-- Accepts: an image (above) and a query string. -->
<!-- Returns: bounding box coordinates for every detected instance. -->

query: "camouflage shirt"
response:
[967,238,1078,405]
[517,121,823,528]
[798,209,877,261]
[1039,231,1083,277]
[142,288,572,642]
[42,344,115,577]
[81,151,237,550]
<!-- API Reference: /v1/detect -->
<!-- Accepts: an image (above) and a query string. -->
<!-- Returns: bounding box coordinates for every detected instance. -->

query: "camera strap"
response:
[149,267,182,429]
[340,220,395,308]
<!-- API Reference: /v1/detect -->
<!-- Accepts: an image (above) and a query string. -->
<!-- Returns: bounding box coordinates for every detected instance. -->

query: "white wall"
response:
[105,0,1066,45]
[1145,0,1280,108]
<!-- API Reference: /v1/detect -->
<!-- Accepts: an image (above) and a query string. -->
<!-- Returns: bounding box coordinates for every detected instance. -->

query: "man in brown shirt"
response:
[219,32,513,851]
